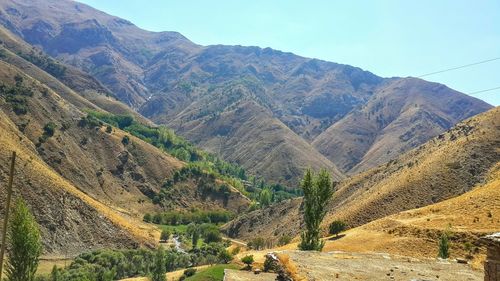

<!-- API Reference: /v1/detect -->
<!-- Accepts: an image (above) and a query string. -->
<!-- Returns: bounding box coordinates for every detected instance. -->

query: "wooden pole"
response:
[0,151,16,280]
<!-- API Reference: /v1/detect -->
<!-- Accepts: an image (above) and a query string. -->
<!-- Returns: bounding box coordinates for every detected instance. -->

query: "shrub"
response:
[278,235,292,246]
[241,255,254,270]
[203,229,222,244]
[122,135,130,145]
[183,268,196,277]
[217,249,233,264]
[263,254,279,272]
[248,237,265,250]
[105,125,113,133]
[143,213,152,223]
[160,230,170,242]
[43,122,56,137]
[328,221,347,237]
[230,247,240,256]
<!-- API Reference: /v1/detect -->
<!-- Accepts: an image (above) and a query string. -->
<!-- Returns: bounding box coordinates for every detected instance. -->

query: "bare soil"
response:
[282,250,482,281]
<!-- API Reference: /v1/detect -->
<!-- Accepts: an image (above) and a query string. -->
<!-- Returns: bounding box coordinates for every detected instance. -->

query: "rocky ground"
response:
[282,250,482,281]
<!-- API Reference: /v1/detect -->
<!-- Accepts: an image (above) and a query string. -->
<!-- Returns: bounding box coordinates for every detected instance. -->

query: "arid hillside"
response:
[0,29,251,254]
[224,107,500,241]
[313,77,492,173]
[0,0,492,185]
[322,163,499,259]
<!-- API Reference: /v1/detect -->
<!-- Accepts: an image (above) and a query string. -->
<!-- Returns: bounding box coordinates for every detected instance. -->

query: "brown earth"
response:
[279,250,482,281]
[224,107,500,246]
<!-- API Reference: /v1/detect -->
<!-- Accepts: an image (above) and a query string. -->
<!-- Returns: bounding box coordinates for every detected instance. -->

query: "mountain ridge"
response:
[0,0,492,184]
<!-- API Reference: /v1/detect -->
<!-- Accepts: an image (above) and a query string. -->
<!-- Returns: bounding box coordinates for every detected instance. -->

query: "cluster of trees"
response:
[143,209,233,226]
[19,50,66,79]
[84,111,301,206]
[40,243,232,281]
[0,75,34,115]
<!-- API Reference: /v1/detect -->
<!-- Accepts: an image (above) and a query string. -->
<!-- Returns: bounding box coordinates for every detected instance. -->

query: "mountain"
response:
[313,77,492,173]
[223,107,500,241]
[0,25,251,254]
[0,0,492,185]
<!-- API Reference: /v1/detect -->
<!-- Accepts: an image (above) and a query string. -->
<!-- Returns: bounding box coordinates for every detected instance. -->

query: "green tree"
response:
[5,198,42,281]
[328,221,347,237]
[298,169,334,251]
[217,249,233,264]
[122,135,130,145]
[241,255,254,270]
[143,213,152,223]
[259,188,272,208]
[50,265,60,281]
[151,247,166,281]
[203,229,222,244]
[160,230,170,242]
[438,231,450,259]
[187,223,200,249]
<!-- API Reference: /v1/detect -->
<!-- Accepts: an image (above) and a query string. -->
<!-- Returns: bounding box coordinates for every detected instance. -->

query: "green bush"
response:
[328,221,347,237]
[241,255,254,270]
[122,135,130,145]
[43,122,56,137]
[143,213,152,223]
[160,230,171,241]
[183,268,196,277]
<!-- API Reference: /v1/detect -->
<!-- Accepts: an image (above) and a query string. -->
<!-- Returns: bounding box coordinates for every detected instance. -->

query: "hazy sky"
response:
[78,0,500,105]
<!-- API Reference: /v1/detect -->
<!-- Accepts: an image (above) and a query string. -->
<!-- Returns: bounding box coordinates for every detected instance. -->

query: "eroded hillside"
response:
[224,107,500,242]
[0,30,252,254]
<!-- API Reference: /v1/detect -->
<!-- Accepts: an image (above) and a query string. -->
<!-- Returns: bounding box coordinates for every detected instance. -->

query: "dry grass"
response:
[276,253,306,281]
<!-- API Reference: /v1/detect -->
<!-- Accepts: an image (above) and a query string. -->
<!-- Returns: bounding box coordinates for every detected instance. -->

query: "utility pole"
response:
[0,151,16,280]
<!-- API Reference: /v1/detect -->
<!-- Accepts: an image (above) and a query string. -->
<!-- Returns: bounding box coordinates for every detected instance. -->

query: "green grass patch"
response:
[185,264,240,281]
[158,224,188,234]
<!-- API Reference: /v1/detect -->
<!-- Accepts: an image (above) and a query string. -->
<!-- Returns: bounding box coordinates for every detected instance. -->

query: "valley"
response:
[0,0,498,281]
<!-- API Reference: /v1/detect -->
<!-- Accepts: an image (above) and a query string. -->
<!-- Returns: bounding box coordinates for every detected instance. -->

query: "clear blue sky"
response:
[78,0,500,105]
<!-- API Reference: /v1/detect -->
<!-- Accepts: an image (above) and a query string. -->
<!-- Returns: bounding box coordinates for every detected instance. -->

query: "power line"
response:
[417,57,500,78]
[468,86,500,95]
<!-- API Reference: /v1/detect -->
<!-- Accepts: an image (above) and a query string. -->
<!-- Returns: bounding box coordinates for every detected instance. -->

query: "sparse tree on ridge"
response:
[298,169,334,251]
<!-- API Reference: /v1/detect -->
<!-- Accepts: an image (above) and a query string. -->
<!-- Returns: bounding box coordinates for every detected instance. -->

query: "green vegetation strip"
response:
[185,264,240,281]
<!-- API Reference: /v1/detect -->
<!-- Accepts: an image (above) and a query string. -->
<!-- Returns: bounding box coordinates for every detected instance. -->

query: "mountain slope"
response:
[0,0,492,184]
[313,78,492,173]
[0,31,252,254]
[224,107,500,241]
[0,106,147,255]
[322,164,499,260]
